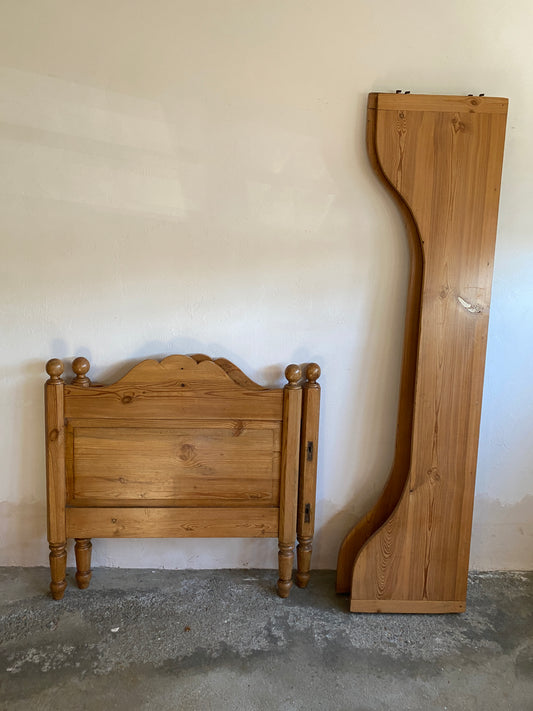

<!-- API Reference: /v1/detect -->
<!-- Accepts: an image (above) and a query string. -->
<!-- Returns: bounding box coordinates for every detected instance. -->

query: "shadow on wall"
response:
[0,502,47,566]
[470,495,533,570]
[312,498,363,569]
[17,359,47,505]
[46,341,299,390]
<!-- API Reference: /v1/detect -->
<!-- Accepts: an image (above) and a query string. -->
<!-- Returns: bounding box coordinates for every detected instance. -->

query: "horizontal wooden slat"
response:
[372,93,508,114]
[64,385,283,421]
[66,507,279,538]
[71,477,276,503]
[350,600,466,614]
[67,417,281,438]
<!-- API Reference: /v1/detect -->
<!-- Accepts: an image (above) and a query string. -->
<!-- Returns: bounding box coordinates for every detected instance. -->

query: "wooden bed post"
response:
[74,539,92,589]
[337,93,508,613]
[45,359,67,600]
[71,357,93,589]
[277,364,302,598]
[296,363,321,588]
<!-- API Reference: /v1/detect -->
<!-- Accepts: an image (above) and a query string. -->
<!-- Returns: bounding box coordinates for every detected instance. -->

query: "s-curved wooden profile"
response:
[337,93,508,613]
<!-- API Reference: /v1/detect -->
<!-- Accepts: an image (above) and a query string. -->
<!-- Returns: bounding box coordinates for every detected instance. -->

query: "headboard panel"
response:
[45,355,320,601]
[65,419,282,506]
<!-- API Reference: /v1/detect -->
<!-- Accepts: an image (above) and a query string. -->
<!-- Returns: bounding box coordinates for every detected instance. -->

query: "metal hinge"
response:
[306,440,314,462]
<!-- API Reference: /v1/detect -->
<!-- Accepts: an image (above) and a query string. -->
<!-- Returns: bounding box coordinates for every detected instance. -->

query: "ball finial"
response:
[72,357,90,376]
[306,363,321,384]
[285,364,302,387]
[46,358,64,381]
[72,357,90,386]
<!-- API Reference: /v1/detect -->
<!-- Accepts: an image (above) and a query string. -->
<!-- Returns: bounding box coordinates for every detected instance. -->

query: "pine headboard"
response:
[45,354,320,600]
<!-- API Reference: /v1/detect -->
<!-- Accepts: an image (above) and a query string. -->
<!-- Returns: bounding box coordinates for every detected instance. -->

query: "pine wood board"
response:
[66,423,280,505]
[337,93,508,612]
[63,384,283,421]
[66,507,279,538]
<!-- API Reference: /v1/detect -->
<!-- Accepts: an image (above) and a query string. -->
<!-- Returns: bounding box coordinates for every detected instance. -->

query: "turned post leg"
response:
[296,535,313,588]
[45,359,67,600]
[277,542,295,598]
[49,543,67,600]
[295,364,320,588]
[75,538,92,589]
[277,365,302,598]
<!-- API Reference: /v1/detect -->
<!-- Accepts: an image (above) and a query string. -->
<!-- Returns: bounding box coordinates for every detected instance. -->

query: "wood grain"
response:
[74,538,92,589]
[296,364,321,588]
[104,355,264,388]
[338,94,508,612]
[277,365,302,597]
[46,355,320,599]
[371,93,508,114]
[66,507,279,538]
[349,600,466,614]
[45,359,67,599]
[67,424,280,505]
[64,384,283,421]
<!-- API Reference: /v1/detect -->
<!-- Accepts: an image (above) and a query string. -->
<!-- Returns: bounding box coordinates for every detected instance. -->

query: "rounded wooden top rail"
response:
[46,356,321,391]
[368,93,508,114]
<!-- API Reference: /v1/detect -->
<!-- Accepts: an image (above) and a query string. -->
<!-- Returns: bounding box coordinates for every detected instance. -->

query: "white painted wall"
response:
[1,0,531,570]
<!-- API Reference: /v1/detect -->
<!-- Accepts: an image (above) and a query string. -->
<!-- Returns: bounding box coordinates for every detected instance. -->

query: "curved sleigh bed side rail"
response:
[337,93,508,613]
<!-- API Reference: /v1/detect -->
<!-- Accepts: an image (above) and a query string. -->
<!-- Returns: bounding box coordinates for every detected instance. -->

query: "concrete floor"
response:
[0,568,531,711]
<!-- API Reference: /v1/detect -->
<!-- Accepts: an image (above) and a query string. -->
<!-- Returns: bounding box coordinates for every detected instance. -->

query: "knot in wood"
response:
[179,443,196,461]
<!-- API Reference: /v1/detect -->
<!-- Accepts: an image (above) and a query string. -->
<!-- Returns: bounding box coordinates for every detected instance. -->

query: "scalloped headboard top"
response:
[46,354,292,421]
